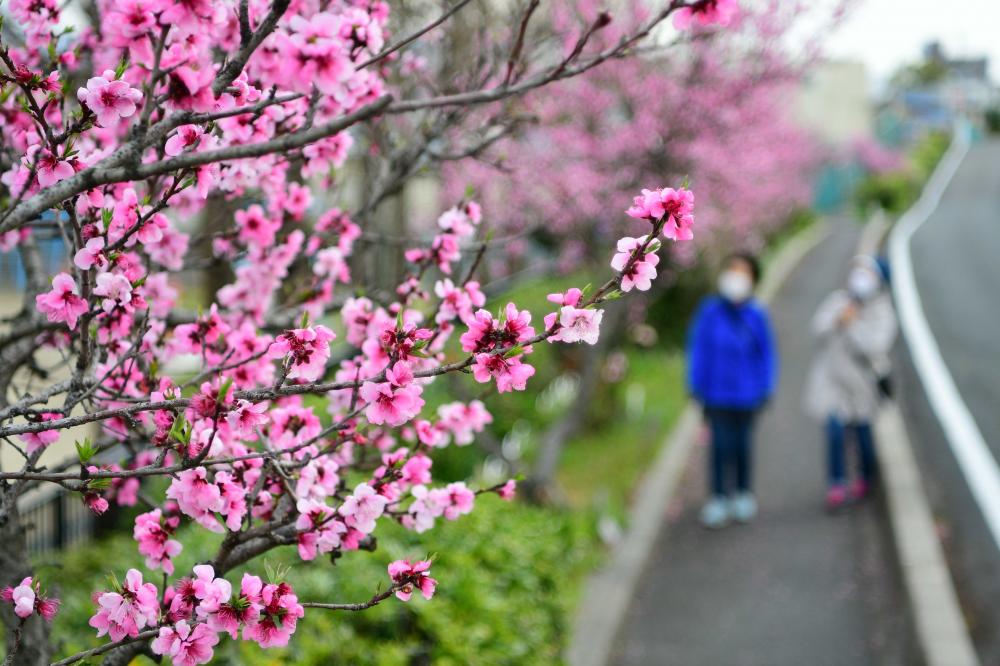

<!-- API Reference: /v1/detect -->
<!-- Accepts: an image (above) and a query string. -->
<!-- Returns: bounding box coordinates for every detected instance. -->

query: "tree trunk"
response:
[0,500,51,666]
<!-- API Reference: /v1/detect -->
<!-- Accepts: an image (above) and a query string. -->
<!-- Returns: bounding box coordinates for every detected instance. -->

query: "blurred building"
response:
[793,60,874,146]
[792,61,873,212]
[884,42,998,137]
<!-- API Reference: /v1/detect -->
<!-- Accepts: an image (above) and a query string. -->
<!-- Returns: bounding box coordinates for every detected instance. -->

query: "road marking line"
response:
[888,126,1000,552]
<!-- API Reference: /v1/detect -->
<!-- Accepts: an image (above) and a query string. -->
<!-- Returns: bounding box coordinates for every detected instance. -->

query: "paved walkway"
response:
[611,221,908,665]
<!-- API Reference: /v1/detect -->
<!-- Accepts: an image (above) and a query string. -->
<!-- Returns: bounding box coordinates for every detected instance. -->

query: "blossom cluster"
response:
[0,0,706,658]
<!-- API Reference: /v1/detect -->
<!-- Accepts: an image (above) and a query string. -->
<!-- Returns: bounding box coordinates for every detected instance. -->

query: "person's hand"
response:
[838,302,858,326]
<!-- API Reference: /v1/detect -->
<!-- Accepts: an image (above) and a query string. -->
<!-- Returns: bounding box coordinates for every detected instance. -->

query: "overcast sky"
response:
[817,0,1000,86]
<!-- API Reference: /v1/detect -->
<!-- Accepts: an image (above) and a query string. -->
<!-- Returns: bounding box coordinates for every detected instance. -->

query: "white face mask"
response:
[718,270,753,303]
[847,268,879,299]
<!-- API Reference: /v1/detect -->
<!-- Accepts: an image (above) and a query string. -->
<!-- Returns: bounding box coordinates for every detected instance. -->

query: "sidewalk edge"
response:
[865,133,981,666]
[566,219,830,666]
[876,405,979,666]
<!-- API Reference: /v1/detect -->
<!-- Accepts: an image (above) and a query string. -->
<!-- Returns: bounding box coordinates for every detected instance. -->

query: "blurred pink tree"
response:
[445,1,822,272]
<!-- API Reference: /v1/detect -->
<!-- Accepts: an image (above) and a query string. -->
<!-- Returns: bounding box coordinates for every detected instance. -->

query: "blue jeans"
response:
[826,416,876,486]
[705,408,756,497]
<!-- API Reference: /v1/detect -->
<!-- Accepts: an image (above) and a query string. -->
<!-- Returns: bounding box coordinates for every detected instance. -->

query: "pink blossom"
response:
[235,205,281,249]
[610,236,660,292]
[498,479,517,501]
[339,482,388,534]
[207,574,263,639]
[314,247,350,282]
[471,353,536,392]
[442,481,475,520]
[673,0,739,30]
[388,559,437,601]
[33,147,75,187]
[269,325,336,382]
[134,509,182,574]
[77,70,143,127]
[11,580,34,618]
[295,499,345,561]
[74,237,108,271]
[191,565,232,616]
[166,467,225,531]
[626,186,696,241]
[549,306,603,345]
[242,582,303,648]
[165,125,205,156]
[93,272,133,313]
[17,412,59,452]
[359,381,423,427]
[151,620,219,666]
[1,577,58,621]
[437,400,493,445]
[35,273,88,330]
[400,454,433,486]
[89,568,159,641]
[227,400,269,439]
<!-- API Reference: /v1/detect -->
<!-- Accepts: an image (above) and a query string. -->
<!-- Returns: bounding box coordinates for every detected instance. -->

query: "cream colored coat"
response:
[803,289,897,423]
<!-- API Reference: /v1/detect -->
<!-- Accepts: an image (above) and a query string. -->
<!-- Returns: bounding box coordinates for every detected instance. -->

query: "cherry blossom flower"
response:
[471,353,536,393]
[74,237,108,271]
[165,125,205,156]
[549,306,603,345]
[498,479,517,501]
[227,400,270,439]
[134,509,182,574]
[77,70,143,127]
[93,272,133,313]
[295,499,346,561]
[208,573,263,639]
[17,413,59,454]
[2,577,59,621]
[89,569,159,641]
[441,481,475,520]
[35,273,88,330]
[673,0,739,30]
[388,559,437,601]
[269,326,336,382]
[166,468,225,532]
[32,147,75,187]
[339,482,388,534]
[242,582,303,648]
[437,400,493,445]
[610,236,660,292]
[151,620,219,666]
[359,381,424,427]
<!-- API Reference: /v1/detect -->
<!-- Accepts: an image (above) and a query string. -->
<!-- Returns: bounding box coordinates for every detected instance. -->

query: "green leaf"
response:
[75,438,98,463]
[300,310,310,329]
[503,345,523,359]
[217,377,233,404]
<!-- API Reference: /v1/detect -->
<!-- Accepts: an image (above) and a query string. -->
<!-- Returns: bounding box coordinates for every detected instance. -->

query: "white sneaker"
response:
[700,497,730,529]
[730,492,758,524]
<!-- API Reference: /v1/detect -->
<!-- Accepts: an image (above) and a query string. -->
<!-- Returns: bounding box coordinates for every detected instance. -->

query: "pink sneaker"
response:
[826,485,847,511]
[851,479,870,500]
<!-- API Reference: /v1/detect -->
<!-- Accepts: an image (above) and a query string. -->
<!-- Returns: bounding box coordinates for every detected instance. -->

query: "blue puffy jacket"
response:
[686,296,777,409]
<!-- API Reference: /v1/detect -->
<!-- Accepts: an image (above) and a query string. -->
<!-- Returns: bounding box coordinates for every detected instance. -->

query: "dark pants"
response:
[826,416,877,486]
[705,407,756,497]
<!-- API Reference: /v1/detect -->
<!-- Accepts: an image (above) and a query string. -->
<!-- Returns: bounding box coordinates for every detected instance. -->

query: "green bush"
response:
[41,499,599,665]
[854,130,949,217]
[986,108,1000,135]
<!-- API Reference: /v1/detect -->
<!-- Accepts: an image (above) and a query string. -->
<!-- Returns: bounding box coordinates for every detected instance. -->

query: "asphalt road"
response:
[611,221,909,666]
[901,138,1000,663]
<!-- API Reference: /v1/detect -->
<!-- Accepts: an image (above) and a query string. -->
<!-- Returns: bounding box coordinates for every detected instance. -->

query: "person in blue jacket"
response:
[687,252,777,528]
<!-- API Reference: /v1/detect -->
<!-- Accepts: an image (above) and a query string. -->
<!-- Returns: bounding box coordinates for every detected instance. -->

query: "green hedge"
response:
[42,498,599,665]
